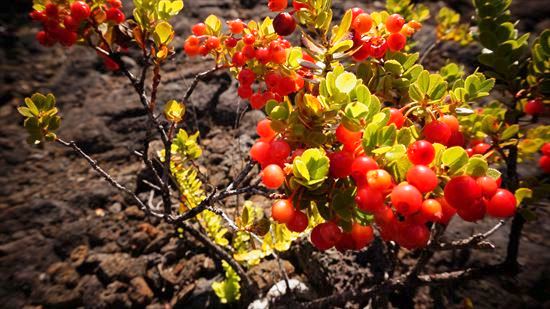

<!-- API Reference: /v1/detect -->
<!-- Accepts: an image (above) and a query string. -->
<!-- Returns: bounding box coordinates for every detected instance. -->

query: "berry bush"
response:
[19,0,549,306]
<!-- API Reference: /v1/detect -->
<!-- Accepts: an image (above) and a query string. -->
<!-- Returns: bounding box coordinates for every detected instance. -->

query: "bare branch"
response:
[437,220,505,251]
[56,138,162,218]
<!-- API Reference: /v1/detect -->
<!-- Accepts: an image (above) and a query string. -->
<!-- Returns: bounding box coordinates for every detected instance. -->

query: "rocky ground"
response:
[1,0,549,308]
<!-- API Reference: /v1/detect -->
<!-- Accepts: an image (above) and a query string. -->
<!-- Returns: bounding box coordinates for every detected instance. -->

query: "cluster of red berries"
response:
[30,1,125,47]
[539,143,550,173]
[350,9,421,61]
[184,18,305,109]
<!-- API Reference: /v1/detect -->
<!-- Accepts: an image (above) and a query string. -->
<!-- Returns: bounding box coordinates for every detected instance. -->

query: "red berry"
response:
[351,8,364,21]
[336,124,361,146]
[387,32,406,51]
[476,176,498,198]
[106,8,125,24]
[227,19,245,34]
[255,47,270,64]
[271,199,295,223]
[351,156,378,185]
[436,197,456,225]
[407,140,435,165]
[444,175,482,209]
[243,33,256,45]
[45,3,59,17]
[192,23,207,36]
[418,199,443,223]
[335,233,355,252]
[367,169,393,191]
[238,69,255,85]
[184,40,200,56]
[541,143,550,156]
[386,14,405,33]
[540,155,550,173]
[273,12,296,36]
[30,10,47,22]
[292,0,309,10]
[242,44,256,59]
[108,0,122,8]
[369,37,387,58]
[423,120,451,145]
[457,199,486,222]
[36,31,50,46]
[398,223,429,249]
[237,85,253,99]
[351,223,374,250]
[318,221,343,246]
[250,141,271,163]
[439,115,459,133]
[391,183,423,216]
[473,142,491,155]
[388,108,405,128]
[250,92,266,109]
[311,224,332,250]
[205,36,220,50]
[486,189,516,218]
[268,0,288,11]
[287,211,308,232]
[257,119,276,140]
[352,13,373,34]
[63,16,79,31]
[232,52,246,66]
[269,44,287,65]
[406,165,438,193]
[352,39,371,61]
[270,140,291,161]
[329,151,354,178]
[447,131,465,147]
[374,206,396,226]
[225,37,238,48]
[262,164,285,189]
[524,98,544,115]
[70,1,91,21]
[355,186,385,213]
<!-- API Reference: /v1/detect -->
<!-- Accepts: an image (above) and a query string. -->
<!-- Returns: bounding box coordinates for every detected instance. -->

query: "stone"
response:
[124,206,145,219]
[97,253,147,283]
[129,276,154,305]
[46,262,80,287]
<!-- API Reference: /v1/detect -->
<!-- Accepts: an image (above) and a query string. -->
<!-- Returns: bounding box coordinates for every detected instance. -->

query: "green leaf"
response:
[212,261,241,303]
[501,124,519,140]
[205,14,222,34]
[164,100,185,123]
[442,146,469,174]
[465,157,488,177]
[329,40,353,54]
[331,9,352,44]
[384,60,403,76]
[153,21,173,45]
[486,168,501,180]
[355,84,371,105]
[335,72,357,94]
[514,188,532,206]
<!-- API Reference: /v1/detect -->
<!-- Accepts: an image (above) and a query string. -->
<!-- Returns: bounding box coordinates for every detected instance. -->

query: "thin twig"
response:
[437,220,505,251]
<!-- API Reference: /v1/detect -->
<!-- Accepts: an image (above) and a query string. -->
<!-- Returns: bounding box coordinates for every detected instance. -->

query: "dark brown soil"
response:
[1,1,549,308]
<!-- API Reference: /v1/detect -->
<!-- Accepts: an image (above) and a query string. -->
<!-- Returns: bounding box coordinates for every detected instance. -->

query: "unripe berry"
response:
[439,115,459,133]
[418,199,443,223]
[273,12,296,36]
